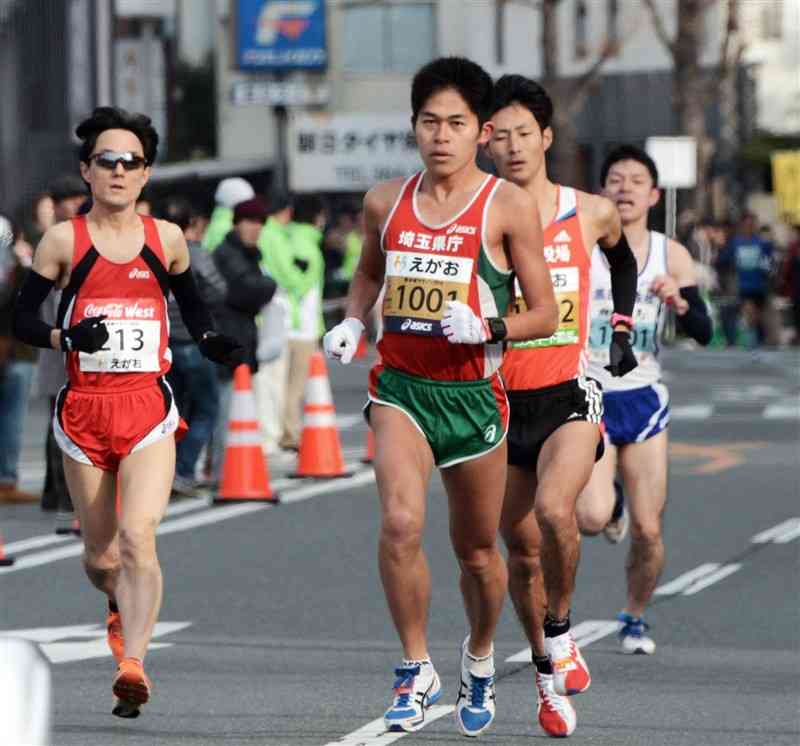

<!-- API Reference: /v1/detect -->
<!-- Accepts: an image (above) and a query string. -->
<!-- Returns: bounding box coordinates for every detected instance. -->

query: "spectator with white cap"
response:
[203,177,255,252]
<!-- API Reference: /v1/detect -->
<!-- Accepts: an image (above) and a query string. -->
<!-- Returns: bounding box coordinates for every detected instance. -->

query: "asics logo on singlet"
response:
[401,318,432,332]
[446,224,477,236]
[129,267,151,280]
[484,425,497,443]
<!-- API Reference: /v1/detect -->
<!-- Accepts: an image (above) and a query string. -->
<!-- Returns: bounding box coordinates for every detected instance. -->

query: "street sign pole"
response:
[665,186,677,239]
[645,136,697,240]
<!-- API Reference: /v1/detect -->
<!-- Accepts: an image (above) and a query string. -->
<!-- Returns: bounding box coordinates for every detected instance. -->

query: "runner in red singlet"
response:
[324,58,558,737]
[486,76,638,737]
[12,107,241,718]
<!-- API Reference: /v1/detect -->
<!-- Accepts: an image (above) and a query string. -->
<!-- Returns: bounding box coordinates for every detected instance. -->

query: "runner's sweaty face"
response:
[603,159,659,227]
[487,103,551,187]
[414,88,491,178]
[80,129,151,212]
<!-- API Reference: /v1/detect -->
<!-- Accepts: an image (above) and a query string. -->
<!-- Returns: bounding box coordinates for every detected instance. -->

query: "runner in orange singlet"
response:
[486,76,638,737]
[13,107,242,718]
[324,58,558,737]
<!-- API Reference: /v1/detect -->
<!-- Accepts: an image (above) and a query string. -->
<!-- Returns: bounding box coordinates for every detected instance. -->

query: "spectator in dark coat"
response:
[210,197,276,480]
[160,197,229,495]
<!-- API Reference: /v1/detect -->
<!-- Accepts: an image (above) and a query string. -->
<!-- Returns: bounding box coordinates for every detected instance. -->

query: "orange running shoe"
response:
[545,631,591,696]
[112,657,151,719]
[106,603,124,663]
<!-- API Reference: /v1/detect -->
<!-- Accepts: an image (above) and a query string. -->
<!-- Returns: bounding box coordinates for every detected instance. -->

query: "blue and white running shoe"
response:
[455,639,496,738]
[383,661,442,732]
[618,612,656,655]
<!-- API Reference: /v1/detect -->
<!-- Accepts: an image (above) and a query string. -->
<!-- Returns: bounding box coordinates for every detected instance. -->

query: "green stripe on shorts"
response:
[373,367,506,467]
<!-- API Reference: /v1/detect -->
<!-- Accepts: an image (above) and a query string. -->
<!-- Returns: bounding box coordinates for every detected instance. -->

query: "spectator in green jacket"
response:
[255,191,294,453]
[272,194,326,451]
[202,177,255,251]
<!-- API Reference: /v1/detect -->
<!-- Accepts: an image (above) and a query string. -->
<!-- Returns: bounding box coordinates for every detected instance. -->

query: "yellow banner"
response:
[771,150,800,223]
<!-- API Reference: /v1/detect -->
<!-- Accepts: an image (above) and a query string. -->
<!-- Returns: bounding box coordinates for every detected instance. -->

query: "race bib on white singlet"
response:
[509,267,580,349]
[382,251,472,336]
[77,298,161,373]
[589,295,659,363]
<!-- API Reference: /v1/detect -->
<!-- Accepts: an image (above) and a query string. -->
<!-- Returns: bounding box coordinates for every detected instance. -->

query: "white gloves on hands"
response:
[323,317,366,364]
[441,300,489,344]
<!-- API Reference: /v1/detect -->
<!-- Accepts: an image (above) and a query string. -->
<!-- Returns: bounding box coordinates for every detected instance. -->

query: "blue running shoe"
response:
[455,639,496,738]
[383,661,442,733]
[617,612,656,655]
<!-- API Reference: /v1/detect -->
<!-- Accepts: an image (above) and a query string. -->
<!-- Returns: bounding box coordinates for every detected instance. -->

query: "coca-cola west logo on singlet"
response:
[84,302,156,319]
[129,267,151,280]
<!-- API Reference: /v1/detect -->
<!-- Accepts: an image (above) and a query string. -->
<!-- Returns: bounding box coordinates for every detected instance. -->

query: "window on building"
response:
[342,1,436,74]
[761,1,782,39]
[575,0,588,60]
[607,0,619,46]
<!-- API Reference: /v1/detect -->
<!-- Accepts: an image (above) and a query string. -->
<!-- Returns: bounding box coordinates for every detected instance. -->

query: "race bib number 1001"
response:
[383,251,473,336]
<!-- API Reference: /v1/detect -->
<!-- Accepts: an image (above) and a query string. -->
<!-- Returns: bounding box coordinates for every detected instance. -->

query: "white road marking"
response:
[653,563,720,595]
[751,517,800,543]
[774,525,800,544]
[682,563,741,595]
[0,470,376,574]
[0,621,191,664]
[3,494,218,556]
[763,403,800,419]
[337,413,365,430]
[505,619,620,663]
[322,705,454,746]
[571,620,620,647]
[670,404,713,420]
[4,534,73,555]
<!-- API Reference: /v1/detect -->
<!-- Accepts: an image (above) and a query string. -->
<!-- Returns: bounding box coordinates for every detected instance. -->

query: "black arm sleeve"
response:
[675,285,713,346]
[169,267,216,343]
[11,270,57,349]
[599,233,637,317]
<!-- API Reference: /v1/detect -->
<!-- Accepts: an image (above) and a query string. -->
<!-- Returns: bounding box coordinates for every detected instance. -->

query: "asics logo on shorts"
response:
[401,318,433,333]
[484,424,497,443]
[129,267,151,280]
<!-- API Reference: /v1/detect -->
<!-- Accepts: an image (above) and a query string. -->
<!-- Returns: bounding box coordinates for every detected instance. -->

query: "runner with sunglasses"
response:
[12,106,243,718]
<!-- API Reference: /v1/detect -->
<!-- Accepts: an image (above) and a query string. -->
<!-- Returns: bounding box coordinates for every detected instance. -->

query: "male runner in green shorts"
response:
[324,57,558,737]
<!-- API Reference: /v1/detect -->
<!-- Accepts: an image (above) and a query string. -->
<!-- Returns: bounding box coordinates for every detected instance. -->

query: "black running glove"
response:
[60,315,109,353]
[605,330,638,377]
[198,331,245,368]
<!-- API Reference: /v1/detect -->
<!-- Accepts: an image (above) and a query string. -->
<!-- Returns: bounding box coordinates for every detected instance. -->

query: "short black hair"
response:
[267,189,293,214]
[75,107,159,165]
[292,194,325,225]
[600,145,659,187]
[49,174,87,203]
[156,196,196,232]
[411,57,494,126]
[490,75,553,131]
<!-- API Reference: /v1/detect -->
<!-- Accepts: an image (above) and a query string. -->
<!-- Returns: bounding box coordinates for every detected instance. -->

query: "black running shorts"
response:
[507,377,604,469]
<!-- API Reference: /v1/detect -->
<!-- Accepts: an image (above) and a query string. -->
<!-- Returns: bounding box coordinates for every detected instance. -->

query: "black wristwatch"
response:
[486,317,507,343]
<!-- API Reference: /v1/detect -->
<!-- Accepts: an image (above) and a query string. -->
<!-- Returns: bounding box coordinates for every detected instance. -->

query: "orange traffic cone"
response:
[0,528,14,566]
[353,333,368,360]
[292,352,352,479]
[362,429,375,464]
[215,364,277,503]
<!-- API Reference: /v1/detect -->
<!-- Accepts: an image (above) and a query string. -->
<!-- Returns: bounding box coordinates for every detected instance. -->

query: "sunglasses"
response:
[90,151,148,171]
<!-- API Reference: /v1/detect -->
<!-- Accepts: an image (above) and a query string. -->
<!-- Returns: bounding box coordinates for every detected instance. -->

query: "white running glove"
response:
[441,300,489,344]
[323,317,365,364]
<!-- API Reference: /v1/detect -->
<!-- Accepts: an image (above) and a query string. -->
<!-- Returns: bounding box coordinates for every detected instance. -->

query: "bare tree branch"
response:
[642,0,676,57]
[562,39,617,115]
[709,0,746,96]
